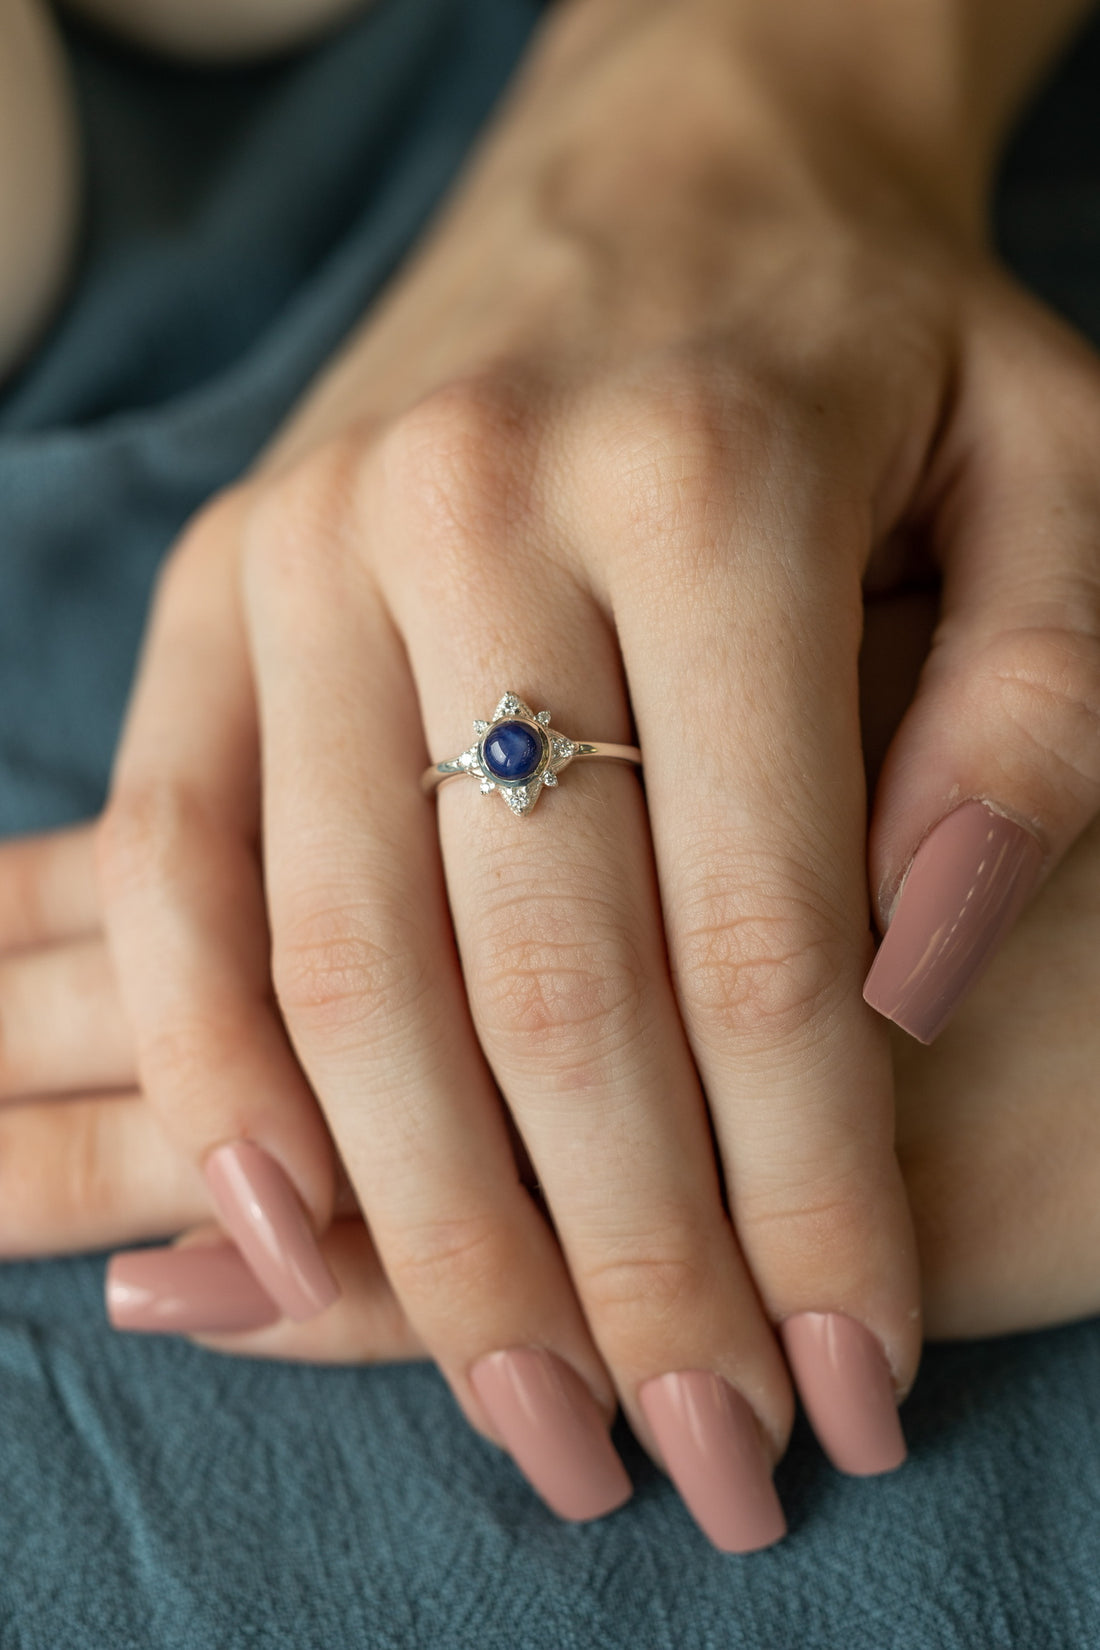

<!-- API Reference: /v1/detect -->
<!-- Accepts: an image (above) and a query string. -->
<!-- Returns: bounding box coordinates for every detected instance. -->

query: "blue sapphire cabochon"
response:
[482,719,545,782]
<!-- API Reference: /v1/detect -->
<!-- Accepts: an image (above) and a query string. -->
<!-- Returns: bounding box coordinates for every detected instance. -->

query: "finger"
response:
[242,447,634,1527]
[0,1091,209,1257]
[107,1220,426,1359]
[0,824,99,951]
[595,395,920,1478]
[0,939,135,1100]
[96,488,340,1322]
[378,392,793,1550]
[866,286,1100,1043]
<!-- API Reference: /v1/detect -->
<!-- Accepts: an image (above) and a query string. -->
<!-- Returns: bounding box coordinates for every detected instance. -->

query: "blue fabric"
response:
[2,4,1100,1644]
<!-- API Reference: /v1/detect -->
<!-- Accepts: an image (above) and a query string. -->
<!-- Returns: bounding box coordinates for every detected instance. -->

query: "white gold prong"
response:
[494,692,529,720]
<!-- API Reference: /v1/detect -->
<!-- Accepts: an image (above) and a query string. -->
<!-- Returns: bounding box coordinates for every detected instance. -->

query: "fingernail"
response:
[469,1347,632,1522]
[203,1140,339,1322]
[863,800,1042,1042]
[106,1244,281,1334]
[638,1371,786,1553]
[780,1312,906,1475]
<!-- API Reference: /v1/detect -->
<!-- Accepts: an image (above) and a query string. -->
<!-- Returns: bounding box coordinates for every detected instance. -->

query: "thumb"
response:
[864,296,1100,1042]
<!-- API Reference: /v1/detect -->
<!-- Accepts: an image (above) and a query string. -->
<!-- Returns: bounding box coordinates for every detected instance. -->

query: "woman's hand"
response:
[2,709,1099,1344]
[6,0,1100,1550]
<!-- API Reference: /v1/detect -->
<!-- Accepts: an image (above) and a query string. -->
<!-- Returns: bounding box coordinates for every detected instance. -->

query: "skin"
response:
[2,592,1100,1357]
[3,0,1100,1519]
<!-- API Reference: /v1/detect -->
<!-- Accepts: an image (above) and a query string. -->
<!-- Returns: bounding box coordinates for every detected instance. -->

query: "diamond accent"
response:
[551,737,575,761]
[473,720,489,735]
[494,692,526,718]
[479,778,496,794]
[536,710,552,724]
[542,771,558,787]
[503,783,541,815]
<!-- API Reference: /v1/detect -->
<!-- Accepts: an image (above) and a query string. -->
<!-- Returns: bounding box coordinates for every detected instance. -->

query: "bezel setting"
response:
[478,719,550,787]
[455,693,578,815]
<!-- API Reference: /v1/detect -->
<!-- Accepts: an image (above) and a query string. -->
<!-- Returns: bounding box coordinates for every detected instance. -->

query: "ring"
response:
[421,691,642,816]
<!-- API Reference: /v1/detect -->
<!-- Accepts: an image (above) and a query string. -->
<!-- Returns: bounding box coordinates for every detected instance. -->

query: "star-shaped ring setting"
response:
[421,691,642,817]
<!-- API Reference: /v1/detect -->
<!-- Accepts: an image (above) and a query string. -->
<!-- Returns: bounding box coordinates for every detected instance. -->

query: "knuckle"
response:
[139,1010,249,1103]
[0,1106,107,1247]
[165,484,251,580]
[144,491,236,612]
[375,377,538,580]
[973,623,1100,796]
[738,1172,874,1268]
[243,439,366,601]
[273,904,429,1049]
[96,783,214,903]
[138,483,259,639]
[576,1226,713,1332]
[472,900,645,1065]
[674,873,847,1051]
[59,1107,112,1225]
[593,362,795,572]
[383,1211,509,1309]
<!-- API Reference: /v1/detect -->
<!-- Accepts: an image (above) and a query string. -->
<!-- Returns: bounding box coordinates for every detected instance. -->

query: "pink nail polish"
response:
[864,800,1042,1043]
[780,1312,906,1476]
[106,1245,280,1334]
[638,1371,786,1553]
[469,1348,632,1522]
[203,1140,339,1322]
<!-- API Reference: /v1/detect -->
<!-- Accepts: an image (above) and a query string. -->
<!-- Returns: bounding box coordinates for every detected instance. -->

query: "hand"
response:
[3,588,1099,1521]
[8,0,1100,1551]
[2,682,1099,1342]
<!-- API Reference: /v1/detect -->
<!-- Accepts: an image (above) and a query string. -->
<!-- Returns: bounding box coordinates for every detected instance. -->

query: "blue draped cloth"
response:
[2,3,1099,1643]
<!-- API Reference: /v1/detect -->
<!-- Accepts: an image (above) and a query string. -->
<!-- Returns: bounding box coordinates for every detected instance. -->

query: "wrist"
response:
[533,0,1093,246]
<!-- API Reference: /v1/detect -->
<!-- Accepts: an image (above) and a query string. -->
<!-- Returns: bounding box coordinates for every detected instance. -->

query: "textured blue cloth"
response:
[2,4,1100,1645]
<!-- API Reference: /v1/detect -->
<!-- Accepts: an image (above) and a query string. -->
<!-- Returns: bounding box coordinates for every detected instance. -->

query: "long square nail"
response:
[638,1370,786,1553]
[780,1312,906,1475]
[469,1347,632,1521]
[863,800,1042,1043]
[203,1140,339,1322]
[106,1245,281,1334]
